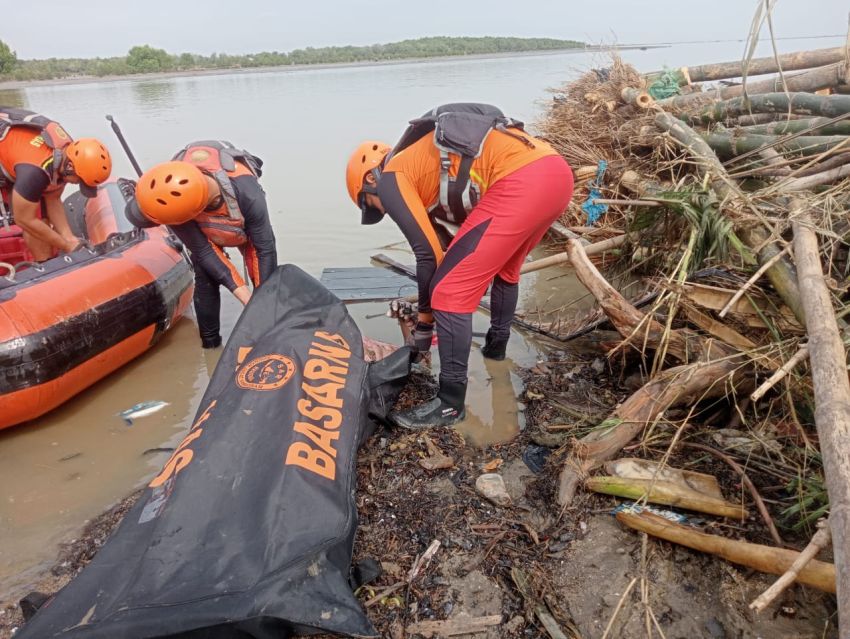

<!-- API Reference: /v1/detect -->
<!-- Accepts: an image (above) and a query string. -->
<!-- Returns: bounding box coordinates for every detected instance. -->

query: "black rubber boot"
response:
[481,329,508,361]
[392,380,467,429]
[201,334,222,349]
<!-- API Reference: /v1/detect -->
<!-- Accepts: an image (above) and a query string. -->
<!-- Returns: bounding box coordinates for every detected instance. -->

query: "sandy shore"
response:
[0,46,662,91]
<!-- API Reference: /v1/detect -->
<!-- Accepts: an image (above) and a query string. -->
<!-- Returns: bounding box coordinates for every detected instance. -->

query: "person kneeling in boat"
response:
[0,107,112,261]
[128,141,278,349]
[345,104,574,429]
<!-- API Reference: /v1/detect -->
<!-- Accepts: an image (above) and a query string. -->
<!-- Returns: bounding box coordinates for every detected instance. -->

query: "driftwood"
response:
[617,510,836,593]
[648,46,847,85]
[793,205,850,630]
[750,519,832,612]
[556,239,745,506]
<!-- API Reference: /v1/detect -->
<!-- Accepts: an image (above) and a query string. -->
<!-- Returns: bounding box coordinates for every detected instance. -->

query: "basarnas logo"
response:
[236,354,296,391]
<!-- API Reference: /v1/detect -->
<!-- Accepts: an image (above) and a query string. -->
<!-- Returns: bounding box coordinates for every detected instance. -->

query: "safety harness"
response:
[173,140,263,246]
[387,103,533,224]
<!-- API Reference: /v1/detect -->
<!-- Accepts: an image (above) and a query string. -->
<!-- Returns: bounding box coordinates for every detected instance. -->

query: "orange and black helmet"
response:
[66,138,112,197]
[135,161,209,226]
[345,141,390,225]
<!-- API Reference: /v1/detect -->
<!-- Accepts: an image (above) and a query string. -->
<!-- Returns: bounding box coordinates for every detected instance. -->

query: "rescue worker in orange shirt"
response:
[346,104,573,429]
[128,141,278,349]
[0,107,112,260]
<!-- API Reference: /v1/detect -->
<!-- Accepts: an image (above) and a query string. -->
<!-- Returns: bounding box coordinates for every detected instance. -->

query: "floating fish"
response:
[119,401,169,425]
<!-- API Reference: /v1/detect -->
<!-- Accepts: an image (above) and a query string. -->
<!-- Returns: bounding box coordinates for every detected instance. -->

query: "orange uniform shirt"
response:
[0,127,55,180]
[382,127,558,211]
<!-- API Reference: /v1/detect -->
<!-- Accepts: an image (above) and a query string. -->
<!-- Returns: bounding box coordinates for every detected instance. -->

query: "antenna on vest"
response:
[105,115,143,178]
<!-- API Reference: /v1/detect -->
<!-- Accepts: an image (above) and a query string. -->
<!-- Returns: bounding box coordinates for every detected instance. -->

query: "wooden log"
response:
[650,46,847,85]
[689,92,850,126]
[661,63,848,111]
[616,510,836,593]
[793,204,850,630]
[703,132,848,159]
[586,476,747,518]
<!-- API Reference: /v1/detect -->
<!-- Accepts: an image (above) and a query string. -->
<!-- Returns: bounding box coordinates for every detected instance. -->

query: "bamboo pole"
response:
[617,510,836,593]
[648,46,847,85]
[703,132,848,159]
[780,163,850,191]
[793,204,850,631]
[744,116,850,137]
[661,63,848,111]
[585,476,747,518]
[620,87,654,109]
[689,92,850,125]
[518,234,627,275]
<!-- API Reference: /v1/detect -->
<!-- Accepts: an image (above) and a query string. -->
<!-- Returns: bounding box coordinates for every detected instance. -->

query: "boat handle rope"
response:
[0,261,15,281]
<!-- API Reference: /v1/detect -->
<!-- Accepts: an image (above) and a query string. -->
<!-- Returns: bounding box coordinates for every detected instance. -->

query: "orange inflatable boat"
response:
[0,182,194,430]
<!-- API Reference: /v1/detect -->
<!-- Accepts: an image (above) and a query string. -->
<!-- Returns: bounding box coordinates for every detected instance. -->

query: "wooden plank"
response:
[320,267,417,302]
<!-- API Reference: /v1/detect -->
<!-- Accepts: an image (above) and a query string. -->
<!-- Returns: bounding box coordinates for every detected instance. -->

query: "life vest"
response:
[387,103,533,224]
[0,107,72,187]
[173,140,264,247]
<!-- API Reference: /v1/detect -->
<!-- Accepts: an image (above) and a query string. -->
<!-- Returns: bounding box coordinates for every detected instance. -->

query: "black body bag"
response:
[18,264,410,638]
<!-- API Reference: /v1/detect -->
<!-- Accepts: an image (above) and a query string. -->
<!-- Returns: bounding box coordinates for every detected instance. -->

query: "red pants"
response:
[430,154,574,313]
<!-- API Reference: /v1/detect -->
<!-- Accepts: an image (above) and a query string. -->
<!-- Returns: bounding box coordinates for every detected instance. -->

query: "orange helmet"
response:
[135,161,209,226]
[67,138,112,197]
[345,140,390,225]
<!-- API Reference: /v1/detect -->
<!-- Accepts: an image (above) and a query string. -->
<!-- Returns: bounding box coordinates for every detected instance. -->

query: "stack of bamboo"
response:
[537,46,850,630]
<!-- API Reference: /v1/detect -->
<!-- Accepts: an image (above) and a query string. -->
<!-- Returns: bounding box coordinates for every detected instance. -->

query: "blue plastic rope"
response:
[580,159,608,225]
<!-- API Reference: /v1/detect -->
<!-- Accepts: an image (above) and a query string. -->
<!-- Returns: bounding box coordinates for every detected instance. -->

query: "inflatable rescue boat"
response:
[0,182,194,430]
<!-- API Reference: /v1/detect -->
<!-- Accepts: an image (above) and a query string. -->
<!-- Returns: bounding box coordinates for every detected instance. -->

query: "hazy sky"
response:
[3,0,848,59]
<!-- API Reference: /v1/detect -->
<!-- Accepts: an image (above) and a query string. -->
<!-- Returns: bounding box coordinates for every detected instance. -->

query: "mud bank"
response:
[1,364,835,638]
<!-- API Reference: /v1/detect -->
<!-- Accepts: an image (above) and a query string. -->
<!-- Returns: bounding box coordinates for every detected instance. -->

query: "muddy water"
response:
[0,45,731,599]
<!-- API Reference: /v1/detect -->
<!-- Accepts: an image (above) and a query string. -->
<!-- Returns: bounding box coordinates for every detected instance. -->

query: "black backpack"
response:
[388,103,532,223]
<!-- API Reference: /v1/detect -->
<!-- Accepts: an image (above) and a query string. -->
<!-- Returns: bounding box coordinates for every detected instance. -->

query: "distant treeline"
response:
[0,37,585,82]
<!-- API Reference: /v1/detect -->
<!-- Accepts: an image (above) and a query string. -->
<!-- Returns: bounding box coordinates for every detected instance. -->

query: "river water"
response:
[0,41,830,600]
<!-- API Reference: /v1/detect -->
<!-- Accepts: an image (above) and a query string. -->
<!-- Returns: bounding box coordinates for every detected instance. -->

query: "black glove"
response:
[407,321,434,353]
